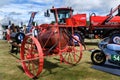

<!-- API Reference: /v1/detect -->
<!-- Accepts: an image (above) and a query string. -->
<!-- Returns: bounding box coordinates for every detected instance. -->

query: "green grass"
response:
[0,39,120,80]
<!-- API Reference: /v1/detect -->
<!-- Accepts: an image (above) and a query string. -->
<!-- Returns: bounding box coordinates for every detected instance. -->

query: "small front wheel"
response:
[91,50,106,65]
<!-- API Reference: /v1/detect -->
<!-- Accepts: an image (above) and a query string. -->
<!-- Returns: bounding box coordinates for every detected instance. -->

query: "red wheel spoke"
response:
[27,61,31,70]
[70,52,76,62]
[68,52,72,63]
[62,52,68,60]
[31,60,36,75]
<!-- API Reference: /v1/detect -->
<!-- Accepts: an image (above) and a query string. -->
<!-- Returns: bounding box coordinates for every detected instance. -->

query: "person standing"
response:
[6,26,11,42]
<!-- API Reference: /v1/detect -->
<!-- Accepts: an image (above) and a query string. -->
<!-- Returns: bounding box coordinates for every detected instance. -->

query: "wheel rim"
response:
[15,32,25,43]
[93,52,105,63]
[72,33,82,46]
[60,41,83,65]
[111,34,120,44]
[73,34,80,42]
[20,36,44,78]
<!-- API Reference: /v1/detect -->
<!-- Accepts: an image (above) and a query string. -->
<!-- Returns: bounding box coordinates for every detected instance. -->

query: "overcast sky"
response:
[0,0,120,25]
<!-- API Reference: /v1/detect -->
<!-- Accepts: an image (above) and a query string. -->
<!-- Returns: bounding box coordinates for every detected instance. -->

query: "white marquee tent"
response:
[0,24,4,39]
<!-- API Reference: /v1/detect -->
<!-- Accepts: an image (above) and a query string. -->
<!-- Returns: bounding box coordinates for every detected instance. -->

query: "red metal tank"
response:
[38,24,69,52]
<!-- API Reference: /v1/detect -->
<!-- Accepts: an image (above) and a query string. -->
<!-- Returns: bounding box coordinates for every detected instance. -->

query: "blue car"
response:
[91,33,120,66]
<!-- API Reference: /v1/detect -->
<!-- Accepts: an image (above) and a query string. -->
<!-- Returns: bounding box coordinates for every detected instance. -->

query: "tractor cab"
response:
[50,7,73,24]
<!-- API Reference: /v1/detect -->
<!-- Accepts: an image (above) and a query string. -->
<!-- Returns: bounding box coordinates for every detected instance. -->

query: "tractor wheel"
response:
[20,36,44,79]
[91,50,106,65]
[73,31,84,46]
[60,37,83,65]
[15,32,25,44]
[109,33,120,44]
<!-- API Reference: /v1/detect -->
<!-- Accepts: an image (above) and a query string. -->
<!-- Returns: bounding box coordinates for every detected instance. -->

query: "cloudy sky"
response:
[0,0,120,25]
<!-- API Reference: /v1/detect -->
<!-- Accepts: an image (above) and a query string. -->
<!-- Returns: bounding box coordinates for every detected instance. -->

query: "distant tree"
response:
[87,21,90,25]
[51,21,55,24]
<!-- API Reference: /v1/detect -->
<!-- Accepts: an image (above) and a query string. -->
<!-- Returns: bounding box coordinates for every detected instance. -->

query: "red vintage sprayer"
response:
[20,7,84,79]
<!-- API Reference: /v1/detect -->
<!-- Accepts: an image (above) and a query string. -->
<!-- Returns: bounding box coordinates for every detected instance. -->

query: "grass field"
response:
[0,39,120,80]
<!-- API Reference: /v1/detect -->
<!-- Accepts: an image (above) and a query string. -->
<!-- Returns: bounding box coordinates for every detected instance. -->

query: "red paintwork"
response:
[66,14,87,26]
[110,16,120,22]
[38,24,69,50]
[90,16,108,25]
[91,16,120,26]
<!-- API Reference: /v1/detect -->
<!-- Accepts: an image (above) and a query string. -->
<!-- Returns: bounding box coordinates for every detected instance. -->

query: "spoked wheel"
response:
[91,50,106,65]
[20,36,44,79]
[60,36,83,65]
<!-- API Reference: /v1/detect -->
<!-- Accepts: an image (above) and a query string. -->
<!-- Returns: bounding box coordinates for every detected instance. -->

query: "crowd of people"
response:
[6,23,26,42]
[5,23,26,54]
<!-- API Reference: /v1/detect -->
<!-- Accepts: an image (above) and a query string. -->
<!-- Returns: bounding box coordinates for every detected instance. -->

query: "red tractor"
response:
[85,4,120,38]
[46,5,120,39]
[43,5,120,40]
[19,7,85,79]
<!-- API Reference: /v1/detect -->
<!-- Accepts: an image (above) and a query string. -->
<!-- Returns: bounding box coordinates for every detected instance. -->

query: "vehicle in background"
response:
[45,5,120,41]
[91,33,120,66]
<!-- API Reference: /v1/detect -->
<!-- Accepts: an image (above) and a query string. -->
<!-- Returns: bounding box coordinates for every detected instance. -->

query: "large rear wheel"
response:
[20,36,44,79]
